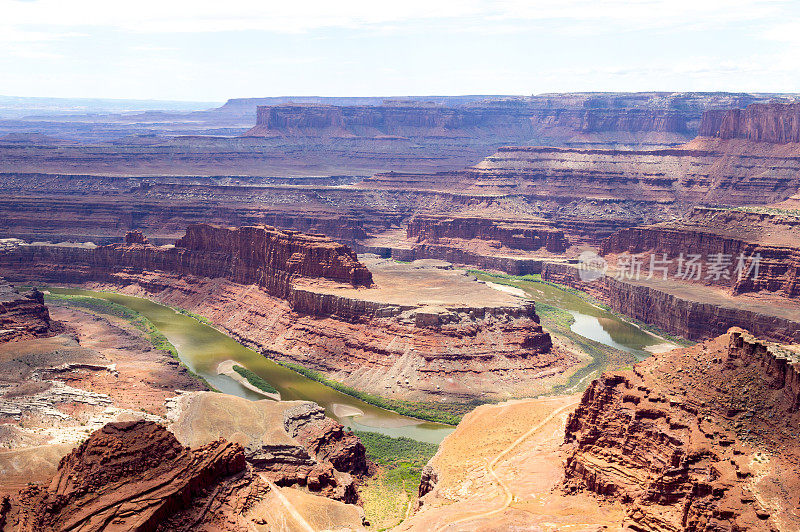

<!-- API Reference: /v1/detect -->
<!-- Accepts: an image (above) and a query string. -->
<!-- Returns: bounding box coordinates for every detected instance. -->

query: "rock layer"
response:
[407,215,568,253]
[601,207,800,298]
[563,329,800,530]
[540,262,800,343]
[10,420,246,532]
[700,101,800,143]
[0,280,50,343]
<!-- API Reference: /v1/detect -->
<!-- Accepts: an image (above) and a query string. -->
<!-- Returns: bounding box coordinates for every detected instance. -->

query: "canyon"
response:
[0,227,576,402]
[3,91,800,530]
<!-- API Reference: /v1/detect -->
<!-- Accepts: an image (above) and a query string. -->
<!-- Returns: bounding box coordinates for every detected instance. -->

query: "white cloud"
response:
[0,0,789,36]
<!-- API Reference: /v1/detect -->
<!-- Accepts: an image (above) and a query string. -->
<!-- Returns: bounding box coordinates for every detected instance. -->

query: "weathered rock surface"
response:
[407,215,569,253]
[563,329,800,530]
[700,101,800,143]
[0,280,50,343]
[601,207,800,298]
[8,420,247,531]
[169,392,366,503]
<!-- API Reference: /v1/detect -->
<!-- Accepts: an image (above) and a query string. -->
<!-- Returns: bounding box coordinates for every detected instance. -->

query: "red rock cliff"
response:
[0,280,51,343]
[600,208,800,298]
[11,420,246,532]
[699,102,800,143]
[563,329,800,530]
[407,215,569,253]
[175,223,373,287]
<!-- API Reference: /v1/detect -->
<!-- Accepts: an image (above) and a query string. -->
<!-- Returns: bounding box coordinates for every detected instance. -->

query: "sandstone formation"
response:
[407,215,569,253]
[0,280,51,343]
[563,328,800,530]
[601,207,800,298]
[700,101,800,143]
[0,224,372,295]
[8,420,246,531]
[170,392,367,503]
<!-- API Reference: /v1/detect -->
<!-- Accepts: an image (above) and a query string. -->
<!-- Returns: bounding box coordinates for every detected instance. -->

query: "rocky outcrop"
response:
[600,207,800,298]
[407,215,568,253]
[170,393,366,504]
[0,280,50,343]
[540,262,800,343]
[124,230,149,245]
[699,102,800,143]
[176,223,373,286]
[0,224,372,298]
[10,420,246,531]
[563,329,800,530]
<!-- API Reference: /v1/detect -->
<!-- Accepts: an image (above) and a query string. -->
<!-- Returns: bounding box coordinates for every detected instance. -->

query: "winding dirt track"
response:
[433,400,580,532]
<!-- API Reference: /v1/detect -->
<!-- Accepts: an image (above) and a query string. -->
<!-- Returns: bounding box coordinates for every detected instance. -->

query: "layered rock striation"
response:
[601,207,800,298]
[9,420,247,531]
[699,101,800,143]
[0,280,51,343]
[0,224,372,299]
[563,329,800,530]
[541,262,800,343]
[407,215,569,253]
[170,393,367,504]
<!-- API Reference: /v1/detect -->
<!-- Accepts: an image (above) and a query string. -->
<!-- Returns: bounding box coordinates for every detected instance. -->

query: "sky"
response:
[1,0,799,101]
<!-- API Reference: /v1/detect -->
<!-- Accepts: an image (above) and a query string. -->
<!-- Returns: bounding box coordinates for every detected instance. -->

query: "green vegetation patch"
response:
[44,293,214,390]
[174,307,213,325]
[356,431,438,530]
[232,364,278,394]
[277,359,485,425]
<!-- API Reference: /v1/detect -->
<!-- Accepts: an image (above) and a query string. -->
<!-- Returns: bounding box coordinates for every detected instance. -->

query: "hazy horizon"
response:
[2,0,799,101]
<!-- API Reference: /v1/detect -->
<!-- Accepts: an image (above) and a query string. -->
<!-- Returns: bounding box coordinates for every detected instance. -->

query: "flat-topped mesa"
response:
[699,101,800,143]
[407,215,569,253]
[244,103,537,139]
[563,329,800,530]
[175,224,373,287]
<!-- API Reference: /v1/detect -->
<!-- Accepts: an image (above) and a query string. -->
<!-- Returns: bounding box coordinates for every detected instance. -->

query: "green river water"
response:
[50,278,668,444]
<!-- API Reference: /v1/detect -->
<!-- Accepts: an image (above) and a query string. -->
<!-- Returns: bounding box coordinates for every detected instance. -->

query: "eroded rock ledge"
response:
[8,420,247,531]
[563,328,800,530]
[0,280,51,343]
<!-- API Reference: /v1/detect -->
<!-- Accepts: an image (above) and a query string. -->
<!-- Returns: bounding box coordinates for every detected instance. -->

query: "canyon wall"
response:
[601,208,800,298]
[406,215,568,253]
[0,281,51,343]
[0,225,372,301]
[174,223,373,287]
[699,102,800,143]
[540,262,800,343]
[246,103,695,144]
[563,329,800,530]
